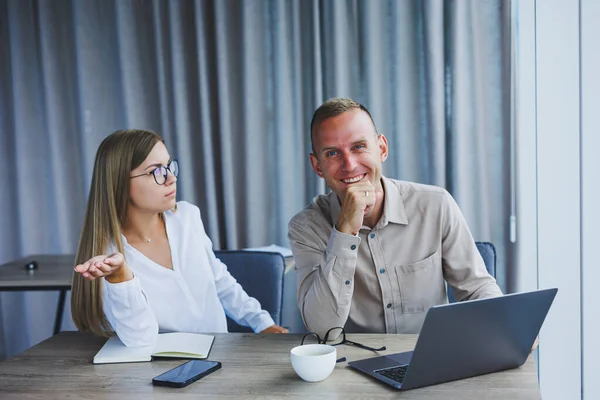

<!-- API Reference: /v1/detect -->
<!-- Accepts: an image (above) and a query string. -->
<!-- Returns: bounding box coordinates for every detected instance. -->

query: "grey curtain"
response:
[0,0,510,360]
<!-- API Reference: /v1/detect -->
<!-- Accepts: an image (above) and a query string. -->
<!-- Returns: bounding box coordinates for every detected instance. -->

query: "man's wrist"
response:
[335,221,358,236]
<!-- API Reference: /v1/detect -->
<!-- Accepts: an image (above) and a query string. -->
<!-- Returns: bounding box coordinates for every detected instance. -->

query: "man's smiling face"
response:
[310,108,388,204]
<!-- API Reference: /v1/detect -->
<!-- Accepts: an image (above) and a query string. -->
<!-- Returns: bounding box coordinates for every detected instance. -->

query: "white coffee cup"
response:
[290,344,337,382]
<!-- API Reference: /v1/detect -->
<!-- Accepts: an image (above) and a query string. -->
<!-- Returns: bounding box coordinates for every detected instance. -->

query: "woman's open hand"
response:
[74,252,130,282]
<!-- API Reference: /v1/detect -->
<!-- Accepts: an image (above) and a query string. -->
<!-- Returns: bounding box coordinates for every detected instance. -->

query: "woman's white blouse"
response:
[101,201,275,346]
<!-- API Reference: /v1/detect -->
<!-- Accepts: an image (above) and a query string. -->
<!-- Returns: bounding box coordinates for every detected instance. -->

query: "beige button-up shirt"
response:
[288,177,502,337]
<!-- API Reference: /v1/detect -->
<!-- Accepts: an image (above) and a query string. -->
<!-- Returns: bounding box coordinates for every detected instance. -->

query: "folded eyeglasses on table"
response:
[300,327,387,363]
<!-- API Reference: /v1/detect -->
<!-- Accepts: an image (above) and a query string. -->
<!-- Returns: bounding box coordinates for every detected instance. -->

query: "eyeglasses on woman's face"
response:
[130,159,179,185]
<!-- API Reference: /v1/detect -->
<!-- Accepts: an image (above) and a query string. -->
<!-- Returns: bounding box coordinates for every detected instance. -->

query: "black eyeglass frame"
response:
[130,159,179,185]
[300,327,386,353]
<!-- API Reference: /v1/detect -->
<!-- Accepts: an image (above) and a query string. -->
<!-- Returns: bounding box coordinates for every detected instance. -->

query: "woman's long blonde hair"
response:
[71,129,163,336]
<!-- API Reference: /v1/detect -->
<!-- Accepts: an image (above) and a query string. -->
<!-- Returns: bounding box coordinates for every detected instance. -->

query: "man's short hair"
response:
[310,97,378,155]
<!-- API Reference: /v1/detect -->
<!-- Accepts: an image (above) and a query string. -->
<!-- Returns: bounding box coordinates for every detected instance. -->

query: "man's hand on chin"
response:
[335,181,375,235]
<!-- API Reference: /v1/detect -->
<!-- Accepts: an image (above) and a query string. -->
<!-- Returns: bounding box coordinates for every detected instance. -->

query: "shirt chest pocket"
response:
[394,248,446,313]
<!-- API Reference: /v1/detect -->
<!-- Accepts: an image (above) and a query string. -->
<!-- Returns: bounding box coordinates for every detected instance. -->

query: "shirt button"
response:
[387,303,392,309]
[351,245,357,250]
[370,233,375,238]
[345,280,351,285]
[379,268,386,274]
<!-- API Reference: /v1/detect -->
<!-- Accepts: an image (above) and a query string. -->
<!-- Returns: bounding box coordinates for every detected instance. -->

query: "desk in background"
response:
[0,332,541,399]
[0,254,74,335]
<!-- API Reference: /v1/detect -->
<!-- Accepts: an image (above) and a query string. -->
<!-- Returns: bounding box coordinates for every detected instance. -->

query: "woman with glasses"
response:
[71,129,287,346]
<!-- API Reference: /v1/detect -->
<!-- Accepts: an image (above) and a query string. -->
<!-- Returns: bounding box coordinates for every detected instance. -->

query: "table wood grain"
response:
[0,331,541,399]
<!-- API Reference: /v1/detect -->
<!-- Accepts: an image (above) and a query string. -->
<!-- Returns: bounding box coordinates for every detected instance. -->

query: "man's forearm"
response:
[290,224,362,336]
[464,277,503,300]
[298,261,354,337]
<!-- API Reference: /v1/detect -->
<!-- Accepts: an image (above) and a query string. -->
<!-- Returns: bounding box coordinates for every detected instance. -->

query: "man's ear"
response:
[378,134,389,162]
[310,153,324,178]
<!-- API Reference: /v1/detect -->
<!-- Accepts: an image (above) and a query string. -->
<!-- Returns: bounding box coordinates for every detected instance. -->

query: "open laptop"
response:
[348,288,557,390]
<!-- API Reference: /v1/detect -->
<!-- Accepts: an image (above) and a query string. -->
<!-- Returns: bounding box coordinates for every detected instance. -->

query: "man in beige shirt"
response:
[288,98,502,337]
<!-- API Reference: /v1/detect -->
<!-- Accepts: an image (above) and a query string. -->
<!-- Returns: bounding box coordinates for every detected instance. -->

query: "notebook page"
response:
[93,336,154,364]
[152,332,215,359]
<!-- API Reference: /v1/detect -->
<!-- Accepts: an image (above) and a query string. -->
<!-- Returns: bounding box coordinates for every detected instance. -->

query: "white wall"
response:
[516,1,600,399]
[514,0,537,295]
[581,0,600,397]
[536,1,581,398]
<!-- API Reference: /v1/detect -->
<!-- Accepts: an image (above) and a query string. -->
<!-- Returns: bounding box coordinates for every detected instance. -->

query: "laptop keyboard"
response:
[375,365,409,383]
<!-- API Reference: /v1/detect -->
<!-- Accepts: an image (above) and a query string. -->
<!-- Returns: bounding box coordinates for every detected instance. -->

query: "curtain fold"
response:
[0,0,510,360]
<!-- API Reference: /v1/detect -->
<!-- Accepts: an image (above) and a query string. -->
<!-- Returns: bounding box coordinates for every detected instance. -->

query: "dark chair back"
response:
[447,241,496,303]
[213,250,285,333]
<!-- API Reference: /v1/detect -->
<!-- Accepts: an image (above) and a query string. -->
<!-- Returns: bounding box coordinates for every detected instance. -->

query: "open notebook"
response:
[93,332,215,364]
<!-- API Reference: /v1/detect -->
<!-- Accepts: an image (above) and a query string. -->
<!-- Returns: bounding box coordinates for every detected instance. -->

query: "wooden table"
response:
[0,332,541,399]
[0,254,74,334]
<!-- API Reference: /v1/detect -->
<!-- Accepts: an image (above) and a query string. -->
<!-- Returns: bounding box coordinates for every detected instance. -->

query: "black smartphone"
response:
[152,360,222,388]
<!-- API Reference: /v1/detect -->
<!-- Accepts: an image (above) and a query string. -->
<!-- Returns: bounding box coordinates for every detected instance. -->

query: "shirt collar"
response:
[379,176,408,227]
[329,176,409,229]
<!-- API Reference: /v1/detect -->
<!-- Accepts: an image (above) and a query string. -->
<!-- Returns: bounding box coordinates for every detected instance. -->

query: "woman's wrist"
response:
[105,263,133,283]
